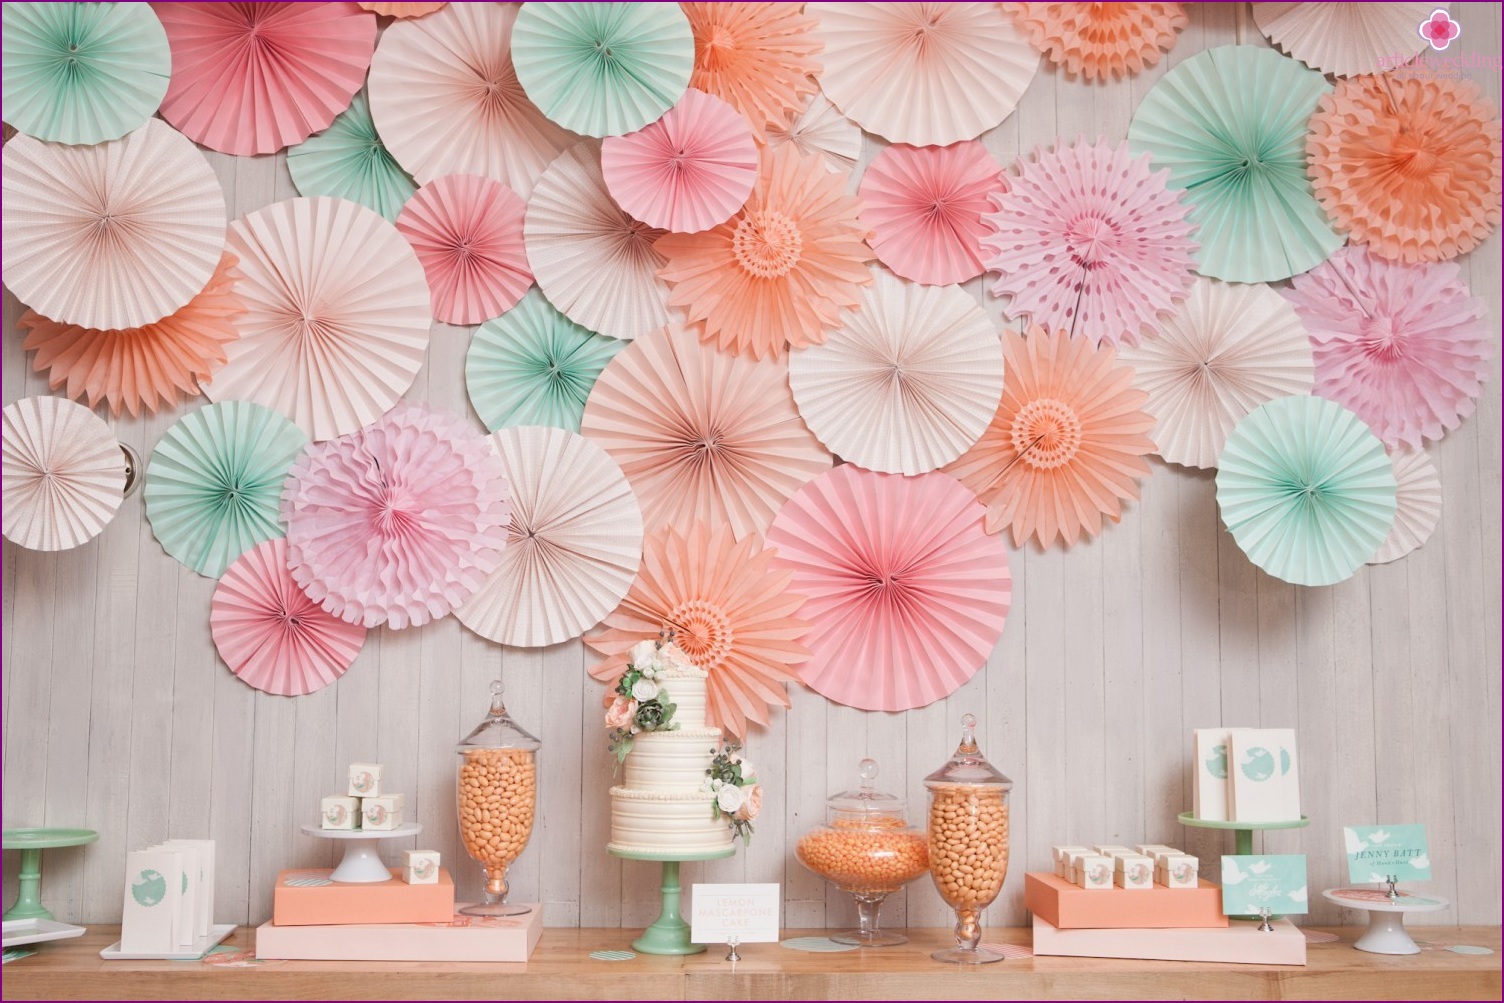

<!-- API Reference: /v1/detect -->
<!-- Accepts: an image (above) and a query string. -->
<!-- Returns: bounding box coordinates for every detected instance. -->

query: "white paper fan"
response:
[2,396,125,551]
[1253,3,1442,77]
[764,92,863,175]
[1369,446,1441,565]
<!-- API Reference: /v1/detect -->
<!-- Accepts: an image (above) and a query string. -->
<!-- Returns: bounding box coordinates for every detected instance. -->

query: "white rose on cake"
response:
[629,640,657,668]
[631,678,659,702]
[716,785,746,815]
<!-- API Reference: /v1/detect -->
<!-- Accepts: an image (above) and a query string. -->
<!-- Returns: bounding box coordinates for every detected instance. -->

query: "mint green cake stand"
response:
[1178,812,1309,856]
[3,828,98,921]
[609,846,735,955]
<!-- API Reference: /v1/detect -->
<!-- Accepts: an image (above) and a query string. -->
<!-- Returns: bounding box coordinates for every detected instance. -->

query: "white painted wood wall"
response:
[4,3,1500,931]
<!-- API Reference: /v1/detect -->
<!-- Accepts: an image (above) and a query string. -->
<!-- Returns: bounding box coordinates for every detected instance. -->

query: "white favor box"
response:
[1052,845,1090,879]
[321,795,361,830]
[1192,728,1231,821]
[120,848,184,955]
[362,794,405,830]
[1136,843,1176,856]
[348,763,383,797]
[405,850,441,885]
[1114,854,1154,890]
[1073,854,1114,890]
[1156,853,1199,889]
[1228,728,1284,822]
[1093,844,1132,856]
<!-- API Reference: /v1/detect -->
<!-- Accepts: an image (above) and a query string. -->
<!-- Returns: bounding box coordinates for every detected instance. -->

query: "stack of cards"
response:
[120,839,215,954]
[1192,728,1300,823]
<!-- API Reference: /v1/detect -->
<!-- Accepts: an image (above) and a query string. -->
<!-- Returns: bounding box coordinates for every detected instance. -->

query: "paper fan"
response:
[765,92,862,175]
[204,197,432,442]
[581,324,832,540]
[1253,2,1439,77]
[681,2,822,137]
[512,2,693,139]
[152,1,376,156]
[1284,245,1491,450]
[1369,447,1441,565]
[602,89,758,233]
[1,1,170,145]
[1,119,227,331]
[144,401,309,579]
[455,427,643,647]
[18,252,245,419]
[859,142,1006,287]
[211,537,367,697]
[466,289,624,433]
[944,326,1156,548]
[525,141,672,342]
[765,464,1011,712]
[287,89,416,223]
[396,174,531,326]
[281,403,510,629]
[1308,75,1502,264]
[2,396,125,552]
[587,522,810,739]
[1128,45,1342,284]
[357,2,446,17]
[1001,2,1187,79]
[1118,277,1314,470]
[657,144,873,360]
[810,3,1038,147]
[368,2,574,198]
[1216,395,1397,588]
[790,269,1003,475]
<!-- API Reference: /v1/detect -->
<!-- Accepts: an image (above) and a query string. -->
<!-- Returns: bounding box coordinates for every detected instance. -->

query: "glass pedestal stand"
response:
[608,846,735,955]
[3,829,98,921]
[1179,813,1309,919]
[1322,888,1449,954]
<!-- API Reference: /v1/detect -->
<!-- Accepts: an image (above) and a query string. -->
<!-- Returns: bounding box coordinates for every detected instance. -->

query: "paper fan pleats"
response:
[152,1,377,156]
[1128,45,1342,283]
[810,3,1038,147]
[582,324,832,540]
[1002,2,1187,79]
[766,465,1011,712]
[455,427,643,648]
[1308,75,1502,264]
[2,396,125,552]
[1254,2,1439,77]
[144,401,309,579]
[287,89,416,223]
[396,174,531,326]
[466,289,624,433]
[1216,395,1397,587]
[860,142,1005,287]
[205,197,432,442]
[1,119,227,331]
[1118,278,1313,470]
[602,89,758,233]
[765,92,862,175]
[945,327,1156,548]
[357,2,446,17]
[1284,246,1491,450]
[657,145,873,360]
[1,1,171,145]
[1370,447,1441,565]
[790,269,1004,475]
[526,142,672,342]
[19,252,246,419]
[512,2,694,139]
[281,403,510,630]
[212,537,367,697]
[681,2,822,137]
[587,522,810,739]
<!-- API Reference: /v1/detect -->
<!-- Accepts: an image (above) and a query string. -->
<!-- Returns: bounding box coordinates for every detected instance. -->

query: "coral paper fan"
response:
[765,465,1011,712]
[944,327,1156,549]
[984,138,1197,347]
[287,89,416,224]
[602,89,758,234]
[765,92,862,175]
[212,537,368,697]
[281,403,511,630]
[357,3,446,18]
[396,174,532,326]
[657,145,873,360]
[1,396,125,552]
[587,522,810,739]
[1253,2,1438,78]
[1002,2,1187,80]
[581,324,832,540]
[19,252,246,419]
[682,2,822,138]
[861,142,1006,287]
[1284,245,1491,450]
[1369,446,1441,566]
[1308,75,1503,264]
[152,2,376,157]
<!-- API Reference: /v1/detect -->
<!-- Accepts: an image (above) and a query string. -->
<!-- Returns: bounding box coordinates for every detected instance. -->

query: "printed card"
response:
[1344,824,1431,884]
[1219,855,1308,917]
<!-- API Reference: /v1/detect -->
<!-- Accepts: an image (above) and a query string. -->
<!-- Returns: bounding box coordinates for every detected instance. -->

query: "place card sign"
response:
[1345,824,1431,883]
[691,883,780,945]
[1219,855,1308,917]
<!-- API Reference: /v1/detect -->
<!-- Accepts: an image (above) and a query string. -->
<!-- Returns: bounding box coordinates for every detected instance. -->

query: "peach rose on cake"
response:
[604,695,638,730]
[735,784,762,822]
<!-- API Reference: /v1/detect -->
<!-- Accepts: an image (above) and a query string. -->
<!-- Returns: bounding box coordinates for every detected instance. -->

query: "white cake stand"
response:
[299,823,421,883]
[1322,888,1449,955]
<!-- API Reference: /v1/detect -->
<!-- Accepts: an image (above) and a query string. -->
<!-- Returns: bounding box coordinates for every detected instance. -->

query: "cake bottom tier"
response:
[608,787,734,855]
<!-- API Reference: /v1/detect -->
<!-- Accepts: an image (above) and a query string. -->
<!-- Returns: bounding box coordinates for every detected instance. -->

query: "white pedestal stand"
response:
[299,823,422,883]
[1322,888,1449,955]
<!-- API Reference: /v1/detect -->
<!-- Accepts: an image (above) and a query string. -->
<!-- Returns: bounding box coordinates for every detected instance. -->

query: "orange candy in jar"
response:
[454,680,540,917]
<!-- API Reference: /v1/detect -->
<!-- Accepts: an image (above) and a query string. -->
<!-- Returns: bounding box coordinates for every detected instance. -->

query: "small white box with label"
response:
[404,850,441,885]
[321,795,361,830]
[362,794,404,830]
[1093,844,1132,856]
[1073,854,1114,890]
[348,763,383,798]
[1114,854,1154,890]
[1156,853,1199,889]
[1052,845,1090,879]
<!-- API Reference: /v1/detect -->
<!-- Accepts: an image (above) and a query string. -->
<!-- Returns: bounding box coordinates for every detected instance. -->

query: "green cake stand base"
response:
[609,846,735,955]
[3,828,99,921]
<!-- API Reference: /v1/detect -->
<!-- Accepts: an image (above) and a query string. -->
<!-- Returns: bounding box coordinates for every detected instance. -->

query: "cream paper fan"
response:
[1369,446,1441,565]
[764,92,863,175]
[1253,3,1442,77]
[2,396,125,551]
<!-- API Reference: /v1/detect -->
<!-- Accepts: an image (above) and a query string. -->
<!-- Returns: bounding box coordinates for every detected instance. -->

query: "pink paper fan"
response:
[396,174,532,326]
[211,537,367,696]
[602,88,758,233]
[859,142,1006,286]
[281,403,510,629]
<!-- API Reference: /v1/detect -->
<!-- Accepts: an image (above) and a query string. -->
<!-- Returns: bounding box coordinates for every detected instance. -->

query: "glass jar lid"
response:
[456,679,541,753]
[923,714,1012,789]
[827,757,907,822]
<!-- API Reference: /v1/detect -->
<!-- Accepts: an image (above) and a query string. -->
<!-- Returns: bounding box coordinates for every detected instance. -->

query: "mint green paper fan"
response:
[145,401,310,579]
[1216,395,1396,588]
[287,89,416,222]
[466,289,625,432]
[1128,45,1342,283]
[511,1,693,138]
[2,1,171,145]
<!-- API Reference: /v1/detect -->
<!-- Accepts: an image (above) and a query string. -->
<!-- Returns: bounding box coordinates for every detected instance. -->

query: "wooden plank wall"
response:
[4,3,1500,930]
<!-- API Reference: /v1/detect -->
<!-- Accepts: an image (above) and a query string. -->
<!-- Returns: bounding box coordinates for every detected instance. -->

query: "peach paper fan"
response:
[1002,3,1187,80]
[396,174,532,326]
[682,2,822,138]
[1253,2,1439,77]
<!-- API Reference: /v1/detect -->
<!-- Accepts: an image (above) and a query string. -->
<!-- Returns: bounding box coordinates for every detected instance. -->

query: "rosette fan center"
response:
[733,210,803,278]
[1358,316,1406,363]
[669,598,735,668]
[1012,398,1083,469]
[1065,214,1120,268]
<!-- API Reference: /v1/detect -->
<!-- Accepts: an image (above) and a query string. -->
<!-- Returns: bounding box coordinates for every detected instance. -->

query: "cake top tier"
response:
[640,640,706,680]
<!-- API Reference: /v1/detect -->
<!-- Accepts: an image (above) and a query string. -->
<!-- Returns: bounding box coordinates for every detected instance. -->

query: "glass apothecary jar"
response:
[455,680,540,916]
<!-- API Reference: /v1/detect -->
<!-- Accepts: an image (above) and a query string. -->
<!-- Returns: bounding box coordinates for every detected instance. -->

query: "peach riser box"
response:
[1032,915,1305,965]
[272,868,454,926]
[256,905,544,962]
[1025,872,1228,929]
